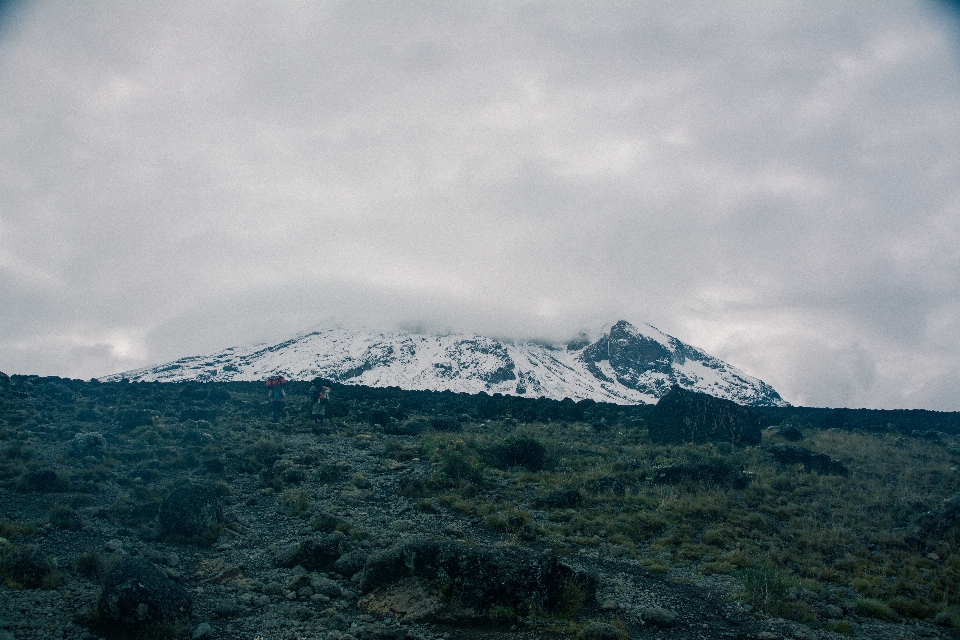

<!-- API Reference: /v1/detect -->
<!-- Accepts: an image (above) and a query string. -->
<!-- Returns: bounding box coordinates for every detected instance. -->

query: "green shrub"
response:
[74,550,105,579]
[438,449,482,484]
[557,578,588,620]
[416,500,438,514]
[280,489,311,517]
[887,596,936,619]
[737,566,791,616]
[309,513,340,532]
[826,620,852,633]
[854,598,897,620]
[49,505,83,530]
[488,605,517,625]
[488,436,548,471]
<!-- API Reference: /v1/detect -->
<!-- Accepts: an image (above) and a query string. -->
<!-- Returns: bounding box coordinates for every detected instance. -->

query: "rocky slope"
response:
[2,376,958,640]
[105,320,787,407]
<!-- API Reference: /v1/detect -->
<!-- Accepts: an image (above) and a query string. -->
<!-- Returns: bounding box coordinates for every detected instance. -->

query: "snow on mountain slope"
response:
[104,320,788,407]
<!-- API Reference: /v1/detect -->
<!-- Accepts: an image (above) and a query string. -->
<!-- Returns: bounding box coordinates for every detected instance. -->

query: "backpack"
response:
[317,387,329,403]
[265,375,286,387]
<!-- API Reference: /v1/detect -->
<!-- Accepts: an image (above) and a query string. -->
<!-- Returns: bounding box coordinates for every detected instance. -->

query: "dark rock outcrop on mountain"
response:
[582,321,674,390]
[578,320,786,406]
[647,386,762,445]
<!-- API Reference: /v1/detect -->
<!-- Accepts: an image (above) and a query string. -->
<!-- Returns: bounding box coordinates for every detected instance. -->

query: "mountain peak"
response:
[105,321,788,407]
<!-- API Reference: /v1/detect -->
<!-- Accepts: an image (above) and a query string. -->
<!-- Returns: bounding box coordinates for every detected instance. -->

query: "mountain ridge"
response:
[104,320,788,407]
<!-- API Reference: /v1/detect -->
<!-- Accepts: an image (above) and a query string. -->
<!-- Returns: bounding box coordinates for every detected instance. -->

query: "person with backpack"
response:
[309,378,331,429]
[266,375,286,423]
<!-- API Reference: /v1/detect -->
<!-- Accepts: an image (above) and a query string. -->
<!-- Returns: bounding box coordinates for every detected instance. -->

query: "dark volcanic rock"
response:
[357,538,592,622]
[652,459,752,488]
[272,532,350,571]
[581,321,673,390]
[333,548,369,577]
[762,444,849,476]
[96,557,191,628]
[648,386,761,445]
[778,425,804,441]
[158,480,224,545]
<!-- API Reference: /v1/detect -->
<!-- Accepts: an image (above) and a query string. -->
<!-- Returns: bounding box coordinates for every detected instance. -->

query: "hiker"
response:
[266,375,286,422]
[309,378,331,429]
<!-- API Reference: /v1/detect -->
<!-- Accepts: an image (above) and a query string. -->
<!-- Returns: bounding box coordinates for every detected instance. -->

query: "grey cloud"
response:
[1,1,958,409]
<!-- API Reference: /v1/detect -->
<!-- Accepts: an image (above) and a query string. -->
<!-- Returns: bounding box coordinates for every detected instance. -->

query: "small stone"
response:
[167,553,180,567]
[192,622,213,639]
[104,539,123,552]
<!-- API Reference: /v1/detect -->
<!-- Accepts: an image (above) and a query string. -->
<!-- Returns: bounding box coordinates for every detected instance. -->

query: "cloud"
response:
[0,1,958,410]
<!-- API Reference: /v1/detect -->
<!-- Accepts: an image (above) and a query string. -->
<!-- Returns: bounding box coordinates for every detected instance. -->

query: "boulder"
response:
[648,386,761,445]
[333,548,369,577]
[158,480,224,545]
[777,425,804,442]
[652,459,751,488]
[357,538,592,623]
[97,557,191,628]
[762,444,848,476]
[271,532,349,571]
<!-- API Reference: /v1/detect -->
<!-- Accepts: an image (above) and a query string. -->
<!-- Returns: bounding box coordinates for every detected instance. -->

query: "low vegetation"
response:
[1,371,959,637]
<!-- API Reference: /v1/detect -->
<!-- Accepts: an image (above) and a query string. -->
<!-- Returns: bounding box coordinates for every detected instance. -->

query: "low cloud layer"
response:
[2,1,959,410]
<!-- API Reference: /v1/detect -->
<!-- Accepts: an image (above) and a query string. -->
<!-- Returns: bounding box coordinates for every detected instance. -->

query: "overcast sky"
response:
[2,1,959,410]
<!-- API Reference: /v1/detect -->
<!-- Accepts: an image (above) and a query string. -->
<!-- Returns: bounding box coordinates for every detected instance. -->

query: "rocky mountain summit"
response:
[106,320,787,407]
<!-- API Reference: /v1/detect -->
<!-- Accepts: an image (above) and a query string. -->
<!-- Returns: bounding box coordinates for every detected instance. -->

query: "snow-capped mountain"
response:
[105,320,787,407]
